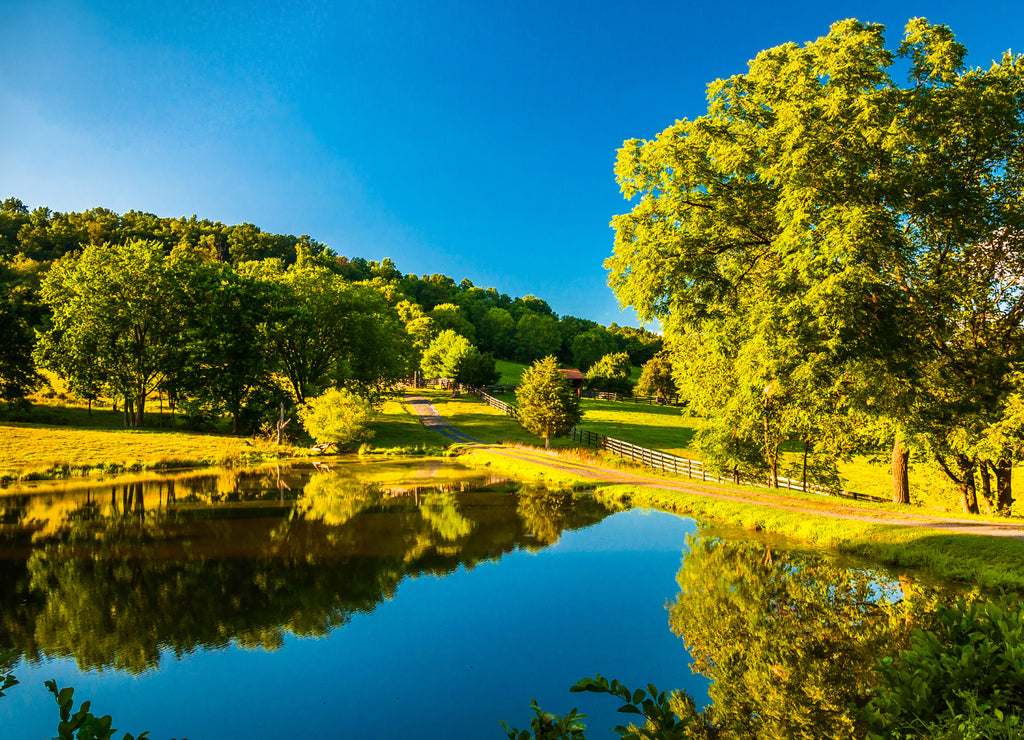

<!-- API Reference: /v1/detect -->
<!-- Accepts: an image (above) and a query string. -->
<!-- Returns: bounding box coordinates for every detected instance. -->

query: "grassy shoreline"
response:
[460,447,1024,592]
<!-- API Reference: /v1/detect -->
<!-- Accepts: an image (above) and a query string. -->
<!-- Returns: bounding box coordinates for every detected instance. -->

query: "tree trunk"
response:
[955,455,980,514]
[763,416,778,488]
[544,429,551,450]
[123,394,134,428]
[891,435,911,505]
[135,390,146,427]
[996,458,1014,516]
[801,440,809,492]
[978,461,994,515]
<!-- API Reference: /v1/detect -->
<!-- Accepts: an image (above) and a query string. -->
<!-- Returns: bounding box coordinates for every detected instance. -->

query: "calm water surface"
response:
[0,461,705,738]
[0,460,967,739]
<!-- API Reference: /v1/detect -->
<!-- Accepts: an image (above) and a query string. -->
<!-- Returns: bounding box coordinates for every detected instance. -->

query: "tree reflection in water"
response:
[667,535,968,739]
[0,464,614,675]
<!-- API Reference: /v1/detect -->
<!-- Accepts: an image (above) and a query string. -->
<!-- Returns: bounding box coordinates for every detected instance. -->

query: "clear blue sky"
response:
[2,1,1021,327]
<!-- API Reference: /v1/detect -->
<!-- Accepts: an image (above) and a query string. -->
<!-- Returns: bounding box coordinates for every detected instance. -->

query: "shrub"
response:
[298,388,375,449]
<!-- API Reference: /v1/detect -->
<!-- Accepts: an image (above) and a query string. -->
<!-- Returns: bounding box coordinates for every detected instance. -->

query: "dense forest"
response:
[0,198,660,430]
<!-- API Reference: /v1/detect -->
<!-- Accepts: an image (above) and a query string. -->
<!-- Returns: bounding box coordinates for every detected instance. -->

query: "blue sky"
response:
[2,1,1022,327]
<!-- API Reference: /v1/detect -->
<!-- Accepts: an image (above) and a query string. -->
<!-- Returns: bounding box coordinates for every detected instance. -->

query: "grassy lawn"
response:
[577,398,699,456]
[365,397,451,452]
[494,359,527,384]
[0,421,276,483]
[428,390,576,447]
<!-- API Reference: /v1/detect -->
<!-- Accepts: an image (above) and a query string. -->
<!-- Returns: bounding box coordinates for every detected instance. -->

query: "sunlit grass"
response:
[494,359,527,384]
[0,421,279,483]
[576,398,699,455]
[365,397,451,453]
[549,398,967,512]
[428,390,573,447]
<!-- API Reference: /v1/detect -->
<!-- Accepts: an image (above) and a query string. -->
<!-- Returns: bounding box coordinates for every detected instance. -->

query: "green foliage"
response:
[863,599,1024,739]
[257,262,408,402]
[606,17,1024,510]
[504,675,710,740]
[0,281,41,403]
[299,388,375,448]
[503,702,588,740]
[162,256,271,433]
[634,352,677,401]
[515,313,562,363]
[585,352,634,395]
[35,239,176,427]
[455,350,500,387]
[479,307,516,357]
[420,329,476,380]
[571,675,702,739]
[46,680,154,740]
[428,302,476,342]
[570,328,618,371]
[516,356,583,448]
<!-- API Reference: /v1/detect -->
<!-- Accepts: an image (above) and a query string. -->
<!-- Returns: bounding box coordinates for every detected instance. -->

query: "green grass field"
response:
[494,359,527,384]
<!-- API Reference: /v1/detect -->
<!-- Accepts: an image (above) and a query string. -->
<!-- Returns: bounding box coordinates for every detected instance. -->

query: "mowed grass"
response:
[576,398,699,456]
[494,359,527,384]
[366,397,452,451]
[0,421,259,480]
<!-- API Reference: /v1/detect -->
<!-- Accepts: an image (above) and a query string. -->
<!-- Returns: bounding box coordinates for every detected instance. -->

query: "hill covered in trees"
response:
[0,198,660,429]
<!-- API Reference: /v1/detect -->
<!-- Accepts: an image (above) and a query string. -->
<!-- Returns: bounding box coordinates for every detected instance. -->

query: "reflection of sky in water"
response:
[1,468,705,740]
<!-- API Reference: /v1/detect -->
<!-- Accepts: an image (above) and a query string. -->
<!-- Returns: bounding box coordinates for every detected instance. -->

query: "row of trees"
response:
[0,198,661,403]
[34,240,407,430]
[607,18,1024,513]
[0,199,662,425]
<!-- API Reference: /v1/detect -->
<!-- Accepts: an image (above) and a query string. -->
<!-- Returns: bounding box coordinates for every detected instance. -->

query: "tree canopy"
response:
[607,18,1024,511]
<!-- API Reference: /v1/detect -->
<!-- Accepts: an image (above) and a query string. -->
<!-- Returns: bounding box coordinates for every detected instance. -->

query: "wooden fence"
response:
[469,389,864,500]
[474,389,519,419]
[569,427,854,498]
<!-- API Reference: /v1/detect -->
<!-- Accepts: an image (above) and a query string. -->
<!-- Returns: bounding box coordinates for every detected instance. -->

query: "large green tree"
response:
[36,239,175,426]
[163,254,272,433]
[607,19,1024,511]
[635,351,677,402]
[515,356,582,449]
[514,312,561,363]
[255,262,408,402]
[420,329,476,381]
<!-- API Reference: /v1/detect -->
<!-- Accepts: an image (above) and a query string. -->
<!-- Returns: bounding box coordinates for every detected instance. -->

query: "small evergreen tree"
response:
[516,356,582,449]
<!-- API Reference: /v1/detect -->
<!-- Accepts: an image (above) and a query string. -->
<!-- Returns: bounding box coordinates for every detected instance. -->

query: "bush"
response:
[298,388,375,449]
[862,598,1024,739]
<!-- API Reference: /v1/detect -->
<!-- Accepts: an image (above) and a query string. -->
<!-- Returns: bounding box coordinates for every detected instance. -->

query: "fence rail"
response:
[570,427,858,498]
[474,389,519,419]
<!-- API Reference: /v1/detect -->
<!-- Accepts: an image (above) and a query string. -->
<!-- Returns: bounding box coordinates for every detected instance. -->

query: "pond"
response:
[0,460,964,738]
